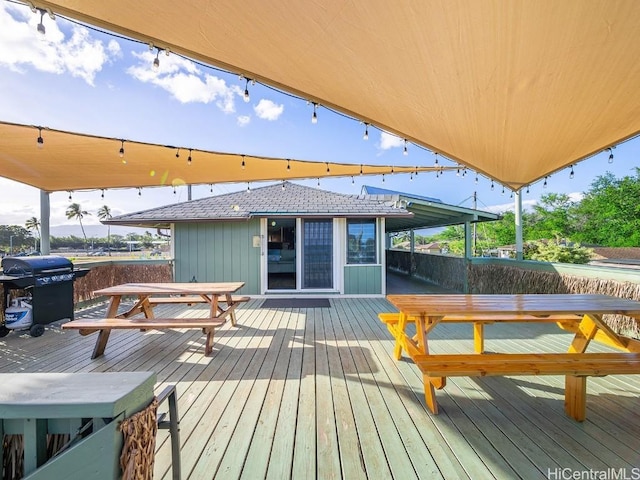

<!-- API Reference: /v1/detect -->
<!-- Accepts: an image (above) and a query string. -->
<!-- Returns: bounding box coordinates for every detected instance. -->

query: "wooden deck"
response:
[2,298,639,479]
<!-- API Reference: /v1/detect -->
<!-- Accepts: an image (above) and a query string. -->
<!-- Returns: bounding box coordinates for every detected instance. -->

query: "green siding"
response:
[174,220,261,294]
[343,265,382,294]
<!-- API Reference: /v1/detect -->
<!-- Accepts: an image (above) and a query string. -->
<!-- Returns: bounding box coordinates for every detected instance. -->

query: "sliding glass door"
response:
[302,219,333,289]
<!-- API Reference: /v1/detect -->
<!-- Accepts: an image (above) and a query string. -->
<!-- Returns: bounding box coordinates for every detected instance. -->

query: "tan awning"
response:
[0,121,443,192]
[14,1,640,190]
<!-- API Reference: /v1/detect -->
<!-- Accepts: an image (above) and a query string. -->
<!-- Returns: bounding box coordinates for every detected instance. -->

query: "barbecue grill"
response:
[0,256,89,337]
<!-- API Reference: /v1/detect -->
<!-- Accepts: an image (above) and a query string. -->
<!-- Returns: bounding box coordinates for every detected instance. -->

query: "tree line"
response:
[395,169,640,262]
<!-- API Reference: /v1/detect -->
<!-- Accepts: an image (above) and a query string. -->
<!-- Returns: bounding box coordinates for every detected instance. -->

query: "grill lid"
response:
[1,255,74,276]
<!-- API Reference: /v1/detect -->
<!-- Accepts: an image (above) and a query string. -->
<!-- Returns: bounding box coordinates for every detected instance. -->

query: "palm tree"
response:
[25,216,41,252]
[66,203,90,249]
[97,205,112,256]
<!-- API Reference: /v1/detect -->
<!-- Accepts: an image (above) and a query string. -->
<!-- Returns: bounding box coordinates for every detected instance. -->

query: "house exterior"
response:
[106,182,414,296]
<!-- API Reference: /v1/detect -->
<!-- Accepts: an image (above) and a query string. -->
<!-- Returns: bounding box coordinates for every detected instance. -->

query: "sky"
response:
[0,2,639,238]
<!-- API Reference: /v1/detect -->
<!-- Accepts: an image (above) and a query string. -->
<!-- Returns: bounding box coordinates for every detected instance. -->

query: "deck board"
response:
[1,297,639,479]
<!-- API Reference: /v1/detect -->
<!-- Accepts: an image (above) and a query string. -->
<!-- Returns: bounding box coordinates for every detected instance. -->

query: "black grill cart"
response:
[0,256,89,337]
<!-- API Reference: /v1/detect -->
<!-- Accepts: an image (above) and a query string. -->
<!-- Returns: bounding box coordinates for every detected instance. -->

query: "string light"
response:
[456,167,460,177]
[152,47,160,70]
[210,184,213,193]
[501,186,505,195]
[410,172,413,181]
[382,174,385,183]
[282,181,286,191]
[359,164,363,175]
[317,178,320,187]
[475,173,479,184]
[490,180,494,191]
[363,123,369,140]
[243,77,251,103]
[32,7,53,35]
[351,176,355,185]
[607,147,614,163]
[36,127,43,149]
[101,189,105,199]
[311,102,318,124]
[241,155,245,169]
[173,186,176,194]
[434,152,439,166]
[526,186,530,194]
[68,191,72,201]
[391,166,394,174]
[510,190,513,198]
[543,176,548,188]
[326,162,330,174]
[175,148,180,158]
[246,182,251,192]
[287,159,291,170]
[403,139,408,156]
[187,149,192,165]
[119,139,125,158]
[569,165,575,179]
[138,187,142,196]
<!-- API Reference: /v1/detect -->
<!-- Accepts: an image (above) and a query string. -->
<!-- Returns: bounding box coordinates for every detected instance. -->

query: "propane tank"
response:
[5,297,33,330]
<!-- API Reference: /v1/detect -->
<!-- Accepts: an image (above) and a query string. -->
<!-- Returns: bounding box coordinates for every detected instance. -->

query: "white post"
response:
[40,190,51,255]
[515,190,523,260]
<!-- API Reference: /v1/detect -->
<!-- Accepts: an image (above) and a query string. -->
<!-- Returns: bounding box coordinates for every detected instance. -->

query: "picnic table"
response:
[382,294,640,421]
[63,282,247,358]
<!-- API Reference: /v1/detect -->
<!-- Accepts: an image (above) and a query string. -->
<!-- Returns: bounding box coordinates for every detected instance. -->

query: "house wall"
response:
[343,265,382,294]
[173,220,261,294]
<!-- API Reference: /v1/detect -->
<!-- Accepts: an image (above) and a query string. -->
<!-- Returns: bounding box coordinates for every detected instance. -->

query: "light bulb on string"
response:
[359,165,363,175]
[456,167,460,177]
[569,165,575,179]
[311,102,318,123]
[138,187,142,196]
[243,78,251,103]
[36,127,44,149]
[287,159,291,171]
[403,139,408,156]
[173,186,176,195]
[282,181,286,191]
[501,186,505,195]
[475,174,478,184]
[490,180,494,191]
[434,152,439,166]
[241,155,245,169]
[351,176,355,185]
[543,176,548,188]
[410,172,413,181]
[153,50,160,70]
[317,178,320,187]
[326,162,330,174]
[101,189,105,199]
[246,182,251,192]
[363,123,369,140]
[175,148,180,159]
[210,184,213,193]
[68,191,72,201]
[607,148,614,163]
[526,186,530,194]
[187,149,192,165]
[119,139,125,158]
[382,174,385,183]
[35,8,53,35]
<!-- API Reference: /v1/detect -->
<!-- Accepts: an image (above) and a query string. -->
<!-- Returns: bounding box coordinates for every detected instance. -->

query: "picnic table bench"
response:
[383,294,640,421]
[63,282,248,359]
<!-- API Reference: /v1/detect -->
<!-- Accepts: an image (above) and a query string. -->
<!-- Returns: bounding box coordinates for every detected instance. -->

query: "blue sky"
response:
[0,2,638,236]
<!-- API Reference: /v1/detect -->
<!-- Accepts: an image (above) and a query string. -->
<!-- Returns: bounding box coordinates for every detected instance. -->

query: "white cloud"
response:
[0,3,121,85]
[378,132,404,150]
[254,99,284,120]
[237,115,251,127]
[127,51,238,113]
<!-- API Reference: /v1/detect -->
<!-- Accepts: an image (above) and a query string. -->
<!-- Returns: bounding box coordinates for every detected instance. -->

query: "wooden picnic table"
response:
[63,282,247,358]
[384,294,640,420]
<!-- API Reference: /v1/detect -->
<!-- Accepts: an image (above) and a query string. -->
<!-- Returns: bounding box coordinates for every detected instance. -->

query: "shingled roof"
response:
[105,182,412,228]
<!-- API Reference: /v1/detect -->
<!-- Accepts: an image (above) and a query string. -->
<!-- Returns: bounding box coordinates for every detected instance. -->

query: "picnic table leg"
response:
[204,327,214,356]
[393,313,408,360]
[565,375,587,421]
[225,293,237,326]
[568,314,599,353]
[91,329,111,359]
[422,374,439,414]
[473,323,484,353]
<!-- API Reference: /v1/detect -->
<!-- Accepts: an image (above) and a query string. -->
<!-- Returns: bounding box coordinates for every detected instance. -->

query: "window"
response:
[347,219,377,264]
